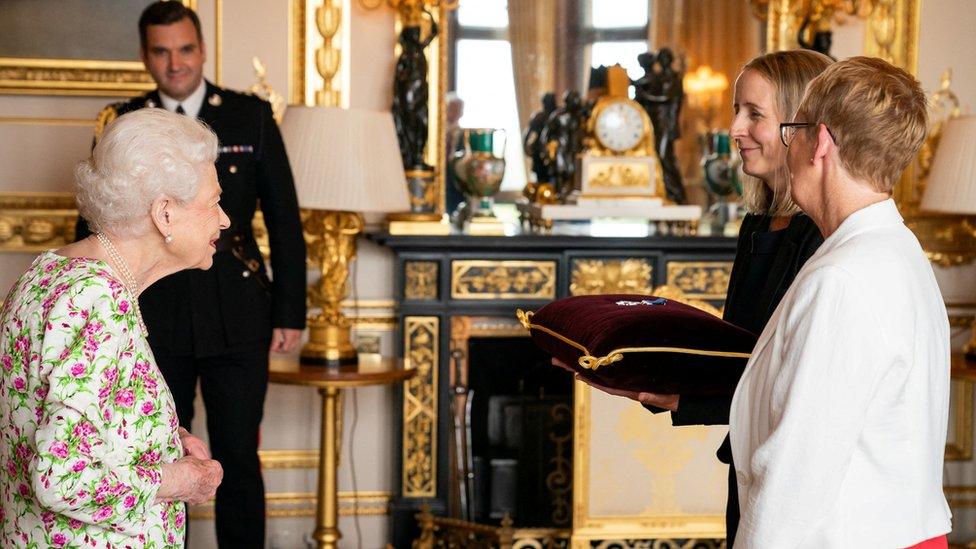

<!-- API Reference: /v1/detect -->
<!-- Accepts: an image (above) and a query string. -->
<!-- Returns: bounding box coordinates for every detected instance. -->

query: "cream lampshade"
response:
[920,115,976,215]
[281,106,410,367]
[919,114,976,359]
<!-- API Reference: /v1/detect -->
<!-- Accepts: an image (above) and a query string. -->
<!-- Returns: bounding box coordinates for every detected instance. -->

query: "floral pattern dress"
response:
[0,252,185,548]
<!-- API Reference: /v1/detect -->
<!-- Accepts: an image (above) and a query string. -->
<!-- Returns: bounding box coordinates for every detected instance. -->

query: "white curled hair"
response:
[75,108,218,236]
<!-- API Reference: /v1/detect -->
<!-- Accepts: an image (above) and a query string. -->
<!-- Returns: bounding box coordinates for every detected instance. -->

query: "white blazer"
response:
[729,199,951,548]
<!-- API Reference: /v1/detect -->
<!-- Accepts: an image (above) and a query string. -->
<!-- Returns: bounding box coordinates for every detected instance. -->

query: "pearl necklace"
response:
[95,233,147,333]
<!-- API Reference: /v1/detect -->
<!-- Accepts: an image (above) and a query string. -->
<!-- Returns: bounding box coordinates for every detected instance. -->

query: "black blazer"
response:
[77,81,307,357]
[669,212,823,430]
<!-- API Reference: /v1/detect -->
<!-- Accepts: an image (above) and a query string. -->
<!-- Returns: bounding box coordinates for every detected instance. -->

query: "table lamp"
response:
[919,114,976,357]
[281,106,410,367]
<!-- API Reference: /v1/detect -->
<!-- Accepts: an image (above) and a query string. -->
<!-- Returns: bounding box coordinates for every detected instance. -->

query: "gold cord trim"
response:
[516,309,751,371]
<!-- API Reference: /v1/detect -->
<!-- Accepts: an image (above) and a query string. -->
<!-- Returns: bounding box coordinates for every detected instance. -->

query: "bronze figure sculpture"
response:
[523,92,557,186]
[392,15,438,171]
[634,48,687,204]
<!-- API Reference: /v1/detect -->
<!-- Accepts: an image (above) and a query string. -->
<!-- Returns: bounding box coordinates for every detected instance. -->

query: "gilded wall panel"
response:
[573,384,727,544]
[402,316,438,498]
[665,262,732,301]
[0,193,77,252]
[570,259,653,297]
[405,260,439,300]
[451,260,556,300]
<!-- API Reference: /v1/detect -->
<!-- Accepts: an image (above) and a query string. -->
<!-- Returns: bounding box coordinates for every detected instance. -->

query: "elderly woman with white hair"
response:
[730,57,951,548]
[0,108,228,548]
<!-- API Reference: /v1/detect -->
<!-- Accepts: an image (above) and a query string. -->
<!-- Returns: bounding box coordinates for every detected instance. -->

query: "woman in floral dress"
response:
[0,108,229,548]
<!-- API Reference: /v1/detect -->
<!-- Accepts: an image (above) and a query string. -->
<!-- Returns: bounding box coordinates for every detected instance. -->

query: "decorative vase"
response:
[450,128,506,220]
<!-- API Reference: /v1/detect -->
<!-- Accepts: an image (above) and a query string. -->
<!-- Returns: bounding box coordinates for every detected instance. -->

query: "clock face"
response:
[595,101,646,153]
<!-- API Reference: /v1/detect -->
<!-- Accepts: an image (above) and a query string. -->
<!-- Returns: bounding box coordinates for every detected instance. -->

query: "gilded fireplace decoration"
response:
[406,260,439,300]
[403,316,439,498]
[451,260,557,300]
[665,262,733,301]
[570,259,654,297]
[571,381,727,547]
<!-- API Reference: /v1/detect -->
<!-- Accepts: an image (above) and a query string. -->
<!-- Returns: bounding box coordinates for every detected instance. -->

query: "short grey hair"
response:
[75,108,218,236]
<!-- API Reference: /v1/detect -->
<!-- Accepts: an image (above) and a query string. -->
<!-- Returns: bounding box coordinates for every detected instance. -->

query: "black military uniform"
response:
[77,80,306,548]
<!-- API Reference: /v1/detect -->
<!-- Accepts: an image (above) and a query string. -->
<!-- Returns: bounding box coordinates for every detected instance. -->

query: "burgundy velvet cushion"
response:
[518,294,757,396]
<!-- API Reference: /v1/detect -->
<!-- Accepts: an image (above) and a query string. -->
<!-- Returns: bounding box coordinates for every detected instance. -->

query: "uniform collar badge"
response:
[209,93,222,107]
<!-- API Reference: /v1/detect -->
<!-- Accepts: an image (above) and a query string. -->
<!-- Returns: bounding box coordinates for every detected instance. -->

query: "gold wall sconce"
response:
[358,0,458,25]
[683,65,729,132]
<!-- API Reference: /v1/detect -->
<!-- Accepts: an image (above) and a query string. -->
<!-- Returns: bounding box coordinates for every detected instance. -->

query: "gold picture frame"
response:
[0,0,196,97]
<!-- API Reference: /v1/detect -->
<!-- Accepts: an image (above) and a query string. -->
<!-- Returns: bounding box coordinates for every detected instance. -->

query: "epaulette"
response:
[93,102,123,144]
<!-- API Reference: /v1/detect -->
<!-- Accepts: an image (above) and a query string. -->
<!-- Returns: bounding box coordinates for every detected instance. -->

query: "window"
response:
[453,0,525,193]
[585,0,650,83]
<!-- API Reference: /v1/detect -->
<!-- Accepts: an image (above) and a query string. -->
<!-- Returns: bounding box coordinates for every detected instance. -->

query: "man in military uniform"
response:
[76,2,306,547]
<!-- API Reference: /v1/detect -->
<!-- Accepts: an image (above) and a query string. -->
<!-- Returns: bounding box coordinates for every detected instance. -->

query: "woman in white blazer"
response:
[729,56,951,548]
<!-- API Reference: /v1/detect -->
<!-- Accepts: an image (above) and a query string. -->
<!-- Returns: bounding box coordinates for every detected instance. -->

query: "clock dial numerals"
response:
[595,102,645,152]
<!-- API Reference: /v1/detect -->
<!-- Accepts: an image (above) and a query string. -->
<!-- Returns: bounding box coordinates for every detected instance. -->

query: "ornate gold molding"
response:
[0,192,78,252]
[571,382,725,545]
[651,285,724,318]
[946,485,976,509]
[0,59,153,97]
[570,259,653,296]
[665,262,733,301]
[189,490,392,520]
[862,0,920,75]
[259,449,320,469]
[290,0,308,104]
[291,0,347,106]
[0,117,94,127]
[403,316,438,497]
[316,0,343,106]
[451,260,557,300]
[405,260,439,300]
[764,0,801,52]
[946,380,974,461]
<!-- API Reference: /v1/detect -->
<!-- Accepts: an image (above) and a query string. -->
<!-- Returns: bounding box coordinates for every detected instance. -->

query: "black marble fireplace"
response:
[370,231,737,548]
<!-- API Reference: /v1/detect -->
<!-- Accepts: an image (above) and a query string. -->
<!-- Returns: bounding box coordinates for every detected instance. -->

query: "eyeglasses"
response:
[780,122,836,147]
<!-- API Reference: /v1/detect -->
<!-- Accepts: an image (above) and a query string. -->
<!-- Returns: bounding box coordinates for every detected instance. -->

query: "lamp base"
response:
[301,316,358,368]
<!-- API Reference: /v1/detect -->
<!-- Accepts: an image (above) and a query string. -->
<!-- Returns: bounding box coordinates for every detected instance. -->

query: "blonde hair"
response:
[798,56,928,193]
[737,49,834,215]
[76,108,218,236]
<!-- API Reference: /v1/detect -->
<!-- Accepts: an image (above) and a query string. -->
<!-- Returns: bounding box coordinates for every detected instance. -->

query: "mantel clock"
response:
[580,65,665,201]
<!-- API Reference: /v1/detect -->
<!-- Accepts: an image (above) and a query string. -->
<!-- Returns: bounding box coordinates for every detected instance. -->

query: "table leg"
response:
[313,386,342,548]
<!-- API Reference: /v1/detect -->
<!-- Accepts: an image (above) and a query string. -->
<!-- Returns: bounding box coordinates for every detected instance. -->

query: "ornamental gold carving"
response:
[588,540,724,549]
[665,262,732,301]
[570,259,653,296]
[587,163,652,190]
[547,403,573,526]
[315,0,343,106]
[189,490,391,520]
[403,316,438,497]
[406,261,439,300]
[946,381,973,461]
[451,260,556,300]
[0,193,78,252]
[0,63,154,96]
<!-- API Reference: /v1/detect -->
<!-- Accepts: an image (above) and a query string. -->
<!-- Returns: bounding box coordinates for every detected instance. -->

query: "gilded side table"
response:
[269,356,416,549]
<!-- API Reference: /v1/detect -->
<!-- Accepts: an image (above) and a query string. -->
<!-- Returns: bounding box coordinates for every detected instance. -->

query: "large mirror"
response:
[441,0,763,218]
